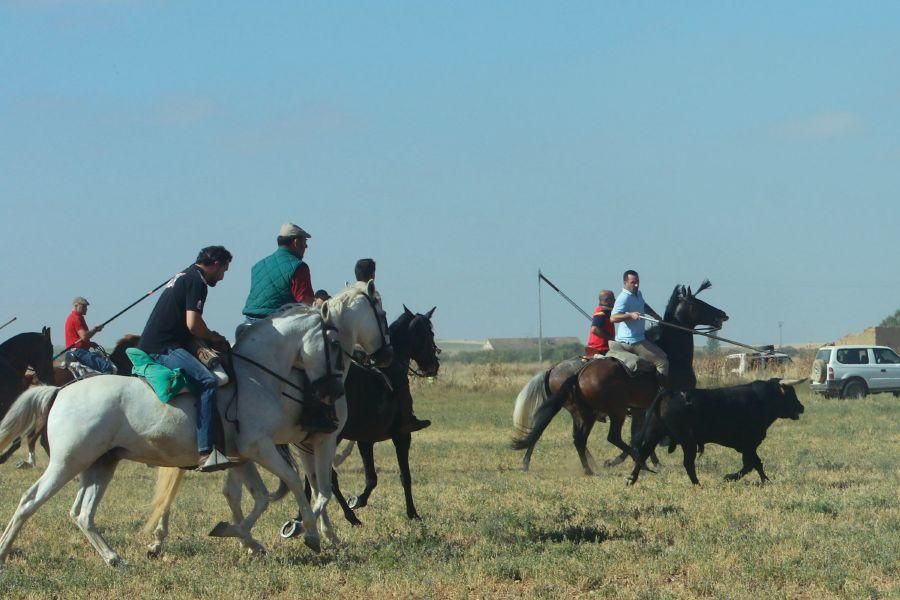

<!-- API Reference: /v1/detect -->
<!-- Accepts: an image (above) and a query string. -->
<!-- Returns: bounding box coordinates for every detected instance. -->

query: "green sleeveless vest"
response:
[242,247,304,318]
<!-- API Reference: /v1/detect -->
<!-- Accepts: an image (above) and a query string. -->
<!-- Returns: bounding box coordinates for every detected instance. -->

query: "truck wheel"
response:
[842,379,867,399]
[811,359,827,383]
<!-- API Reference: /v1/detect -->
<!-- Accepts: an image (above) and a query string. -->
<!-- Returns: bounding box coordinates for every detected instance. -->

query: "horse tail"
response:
[512,370,550,437]
[633,390,666,453]
[143,467,186,535]
[267,444,301,503]
[0,385,58,454]
[511,373,578,451]
[333,440,356,468]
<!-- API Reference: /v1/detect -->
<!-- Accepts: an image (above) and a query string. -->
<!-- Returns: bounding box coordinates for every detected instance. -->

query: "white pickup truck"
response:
[809,345,900,399]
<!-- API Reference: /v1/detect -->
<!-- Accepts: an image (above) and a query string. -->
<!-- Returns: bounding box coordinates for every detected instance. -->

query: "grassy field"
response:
[0,364,898,599]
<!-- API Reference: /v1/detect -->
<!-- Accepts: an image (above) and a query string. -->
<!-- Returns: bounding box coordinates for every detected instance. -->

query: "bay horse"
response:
[279,305,439,534]
[512,281,728,474]
[0,282,391,566]
[0,335,141,470]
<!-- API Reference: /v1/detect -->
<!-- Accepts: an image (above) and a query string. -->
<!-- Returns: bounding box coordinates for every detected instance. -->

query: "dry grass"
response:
[0,362,897,599]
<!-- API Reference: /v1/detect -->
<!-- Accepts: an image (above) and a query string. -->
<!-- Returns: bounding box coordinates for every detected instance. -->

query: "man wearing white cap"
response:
[241,223,336,433]
[64,297,115,374]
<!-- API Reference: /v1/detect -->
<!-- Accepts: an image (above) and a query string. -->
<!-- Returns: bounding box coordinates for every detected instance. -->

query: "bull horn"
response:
[780,378,808,387]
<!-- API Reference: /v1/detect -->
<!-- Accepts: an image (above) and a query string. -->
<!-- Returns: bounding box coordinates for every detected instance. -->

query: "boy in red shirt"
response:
[585,290,616,357]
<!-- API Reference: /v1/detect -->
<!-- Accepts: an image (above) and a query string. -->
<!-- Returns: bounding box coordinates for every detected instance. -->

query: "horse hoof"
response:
[147,545,162,559]
[303,535,321,554]
[15,461,33,470]
[247,543,267,557]
[347,496,365,510]
[107,555,128,568]
[625,477,636,486]
[208,522,239,538]
[279,519,303,539]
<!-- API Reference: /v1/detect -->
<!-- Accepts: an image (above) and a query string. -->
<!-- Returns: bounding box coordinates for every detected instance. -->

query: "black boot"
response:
[301,400,338,434]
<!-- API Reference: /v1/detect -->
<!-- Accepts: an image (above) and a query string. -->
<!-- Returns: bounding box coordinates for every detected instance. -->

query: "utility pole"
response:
[778,321,784,349]
[537,270,543,363]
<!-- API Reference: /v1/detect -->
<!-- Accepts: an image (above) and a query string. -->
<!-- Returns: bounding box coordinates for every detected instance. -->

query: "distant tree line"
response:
[444,342,584,364]
[881,309,900,328]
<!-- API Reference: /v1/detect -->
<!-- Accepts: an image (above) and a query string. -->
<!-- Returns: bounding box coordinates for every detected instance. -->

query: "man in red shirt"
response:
[585,290,616,358]
[64,297,115,373]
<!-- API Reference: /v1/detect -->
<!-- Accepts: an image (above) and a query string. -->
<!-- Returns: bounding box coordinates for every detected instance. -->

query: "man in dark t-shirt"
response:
[139,245,232,472]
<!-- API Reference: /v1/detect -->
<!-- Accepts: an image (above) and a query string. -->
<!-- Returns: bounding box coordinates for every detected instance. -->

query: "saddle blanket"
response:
[597,348,656,377]
[125,348,229,404]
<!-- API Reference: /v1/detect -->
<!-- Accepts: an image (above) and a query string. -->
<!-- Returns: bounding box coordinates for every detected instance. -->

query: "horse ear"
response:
[697,279,712,294]
[687,285,693,297]
[319,301,330,324]
[679,285,687,298]
[42,326,51,339]
[366,279,376,298]
[403,305,414,317]
[425,307,436,319]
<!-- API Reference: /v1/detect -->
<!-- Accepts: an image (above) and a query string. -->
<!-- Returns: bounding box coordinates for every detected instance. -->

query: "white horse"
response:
[142,283,391,557]
[0,281,390,567]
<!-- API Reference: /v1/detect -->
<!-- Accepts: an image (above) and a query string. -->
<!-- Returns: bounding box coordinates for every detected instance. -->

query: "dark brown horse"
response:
[512,282,728,474]
[0,334,140,468]
[279,306,439,534]
[0,328,55,467]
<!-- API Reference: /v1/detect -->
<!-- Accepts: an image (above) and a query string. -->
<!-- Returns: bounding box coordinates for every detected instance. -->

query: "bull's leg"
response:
[348,441,377,510]
[603,414,633,467]
[681,441,700,485]
[572,408,598,475]
[392,432,420,520]
[748,449,769,483]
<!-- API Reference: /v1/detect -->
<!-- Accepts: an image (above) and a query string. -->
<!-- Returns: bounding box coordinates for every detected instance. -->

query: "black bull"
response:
[627,378,806,486]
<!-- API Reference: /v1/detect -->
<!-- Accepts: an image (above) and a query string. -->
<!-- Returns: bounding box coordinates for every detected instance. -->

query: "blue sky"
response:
[2,2,898,350]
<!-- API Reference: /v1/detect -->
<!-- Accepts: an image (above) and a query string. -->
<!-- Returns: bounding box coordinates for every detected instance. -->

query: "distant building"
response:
[483,337,580,352]
[834,327,900,350]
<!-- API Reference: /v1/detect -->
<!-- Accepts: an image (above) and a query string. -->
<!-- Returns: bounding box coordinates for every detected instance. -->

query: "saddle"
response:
[591,349,656,378]
[62,351,115,380]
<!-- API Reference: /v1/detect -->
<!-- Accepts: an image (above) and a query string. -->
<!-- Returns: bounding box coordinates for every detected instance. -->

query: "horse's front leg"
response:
[348,441,377,510]
[296,438,339,545]
[250,442,320,553]
[391,432,419,519]
[331,468,362,526]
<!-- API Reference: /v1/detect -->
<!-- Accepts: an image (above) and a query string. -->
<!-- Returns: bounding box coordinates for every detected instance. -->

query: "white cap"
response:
[278,223,311,239]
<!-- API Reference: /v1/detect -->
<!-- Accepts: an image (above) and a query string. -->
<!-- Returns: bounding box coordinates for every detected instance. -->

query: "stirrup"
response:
[197,448,236,473]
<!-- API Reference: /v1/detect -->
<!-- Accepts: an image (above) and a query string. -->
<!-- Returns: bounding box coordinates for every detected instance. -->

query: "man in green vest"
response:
[242,223,336,433]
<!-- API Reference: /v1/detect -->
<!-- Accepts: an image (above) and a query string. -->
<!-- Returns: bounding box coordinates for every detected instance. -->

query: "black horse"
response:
[0,328,55,464]
[280,305,439,534]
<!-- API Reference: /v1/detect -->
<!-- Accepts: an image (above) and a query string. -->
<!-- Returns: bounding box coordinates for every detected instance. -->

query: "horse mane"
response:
[114,334,140,349]
[663,285,686,321]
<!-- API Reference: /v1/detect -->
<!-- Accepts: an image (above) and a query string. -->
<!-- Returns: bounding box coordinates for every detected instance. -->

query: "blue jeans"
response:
[69,348,115,374]
[152,348,219,453]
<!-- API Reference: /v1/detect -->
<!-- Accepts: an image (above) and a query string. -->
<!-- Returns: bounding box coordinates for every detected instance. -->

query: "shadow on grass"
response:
[537,524,612,543]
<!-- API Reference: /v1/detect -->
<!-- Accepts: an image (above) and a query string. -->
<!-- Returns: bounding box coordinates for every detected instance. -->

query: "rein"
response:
[638,315,767,353]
